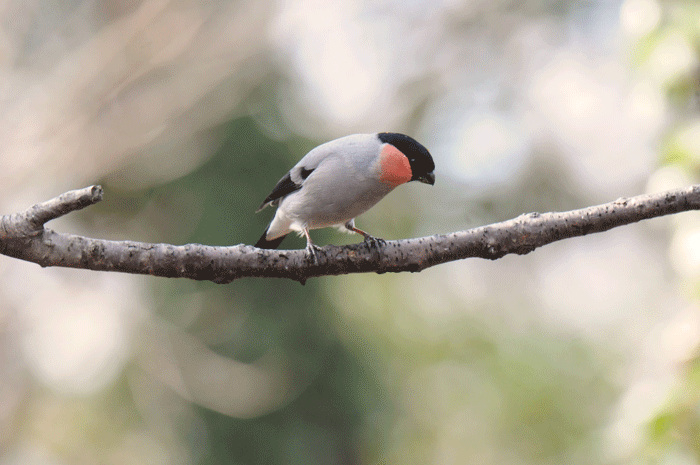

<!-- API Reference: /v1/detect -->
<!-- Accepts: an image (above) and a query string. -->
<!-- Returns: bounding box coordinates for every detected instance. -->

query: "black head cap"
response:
[377,132,435,185]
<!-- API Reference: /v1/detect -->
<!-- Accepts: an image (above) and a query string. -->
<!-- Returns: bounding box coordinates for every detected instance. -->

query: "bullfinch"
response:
[255,132,435,260]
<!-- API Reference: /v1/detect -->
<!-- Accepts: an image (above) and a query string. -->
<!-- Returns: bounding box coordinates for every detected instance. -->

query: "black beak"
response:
[418,172,435,185]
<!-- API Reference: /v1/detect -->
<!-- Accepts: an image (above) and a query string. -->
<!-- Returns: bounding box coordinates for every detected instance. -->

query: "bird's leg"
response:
[344,221,386,247]
[302,227,321,264]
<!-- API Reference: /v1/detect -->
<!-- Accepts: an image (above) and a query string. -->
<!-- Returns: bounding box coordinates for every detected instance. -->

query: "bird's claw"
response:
[363,235,386,248]
[306,243,322,265]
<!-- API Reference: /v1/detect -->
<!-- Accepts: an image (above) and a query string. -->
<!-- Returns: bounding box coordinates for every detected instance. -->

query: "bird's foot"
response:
[305,242,322,265]
[301,227,323,265]
[347,223,386,249]
[362,234,386,249]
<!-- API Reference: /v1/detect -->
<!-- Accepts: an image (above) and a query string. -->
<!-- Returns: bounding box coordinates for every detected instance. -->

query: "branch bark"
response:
[0,185,697,284]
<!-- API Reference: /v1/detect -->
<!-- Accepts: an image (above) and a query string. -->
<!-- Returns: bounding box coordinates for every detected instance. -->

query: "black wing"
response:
[257,165,317,212]
[256,166,315,212]
[256,172,299,212]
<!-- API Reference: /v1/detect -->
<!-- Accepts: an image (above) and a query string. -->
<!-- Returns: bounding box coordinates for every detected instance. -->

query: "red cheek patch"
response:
[379,144,412,187]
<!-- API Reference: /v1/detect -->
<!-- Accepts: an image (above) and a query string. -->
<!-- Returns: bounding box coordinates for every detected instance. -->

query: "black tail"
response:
[255,226,287,249]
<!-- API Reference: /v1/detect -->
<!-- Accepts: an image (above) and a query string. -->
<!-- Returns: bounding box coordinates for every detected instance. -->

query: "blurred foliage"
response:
[634,1,700,463]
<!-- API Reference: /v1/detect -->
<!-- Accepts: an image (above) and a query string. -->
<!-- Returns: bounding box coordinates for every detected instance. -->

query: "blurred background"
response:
[0,0,699,463]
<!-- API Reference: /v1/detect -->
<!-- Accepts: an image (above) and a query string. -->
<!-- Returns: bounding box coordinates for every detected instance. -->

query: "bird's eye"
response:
[301,168,314,180]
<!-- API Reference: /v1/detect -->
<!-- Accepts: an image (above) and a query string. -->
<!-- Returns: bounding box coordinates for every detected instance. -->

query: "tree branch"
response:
[0,185,697,284]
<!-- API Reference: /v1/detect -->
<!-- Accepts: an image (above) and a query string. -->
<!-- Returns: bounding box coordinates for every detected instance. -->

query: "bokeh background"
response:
[0,0,699,463]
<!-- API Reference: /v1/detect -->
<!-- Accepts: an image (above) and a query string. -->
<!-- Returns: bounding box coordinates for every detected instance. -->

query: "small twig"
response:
[0,186,103,237]
[0,185,698,283]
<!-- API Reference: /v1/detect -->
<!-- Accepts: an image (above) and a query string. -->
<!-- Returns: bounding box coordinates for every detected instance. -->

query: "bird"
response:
[255,132,435,262]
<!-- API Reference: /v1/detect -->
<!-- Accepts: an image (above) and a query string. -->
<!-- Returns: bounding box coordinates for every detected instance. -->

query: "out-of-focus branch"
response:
[1,185,698,284]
